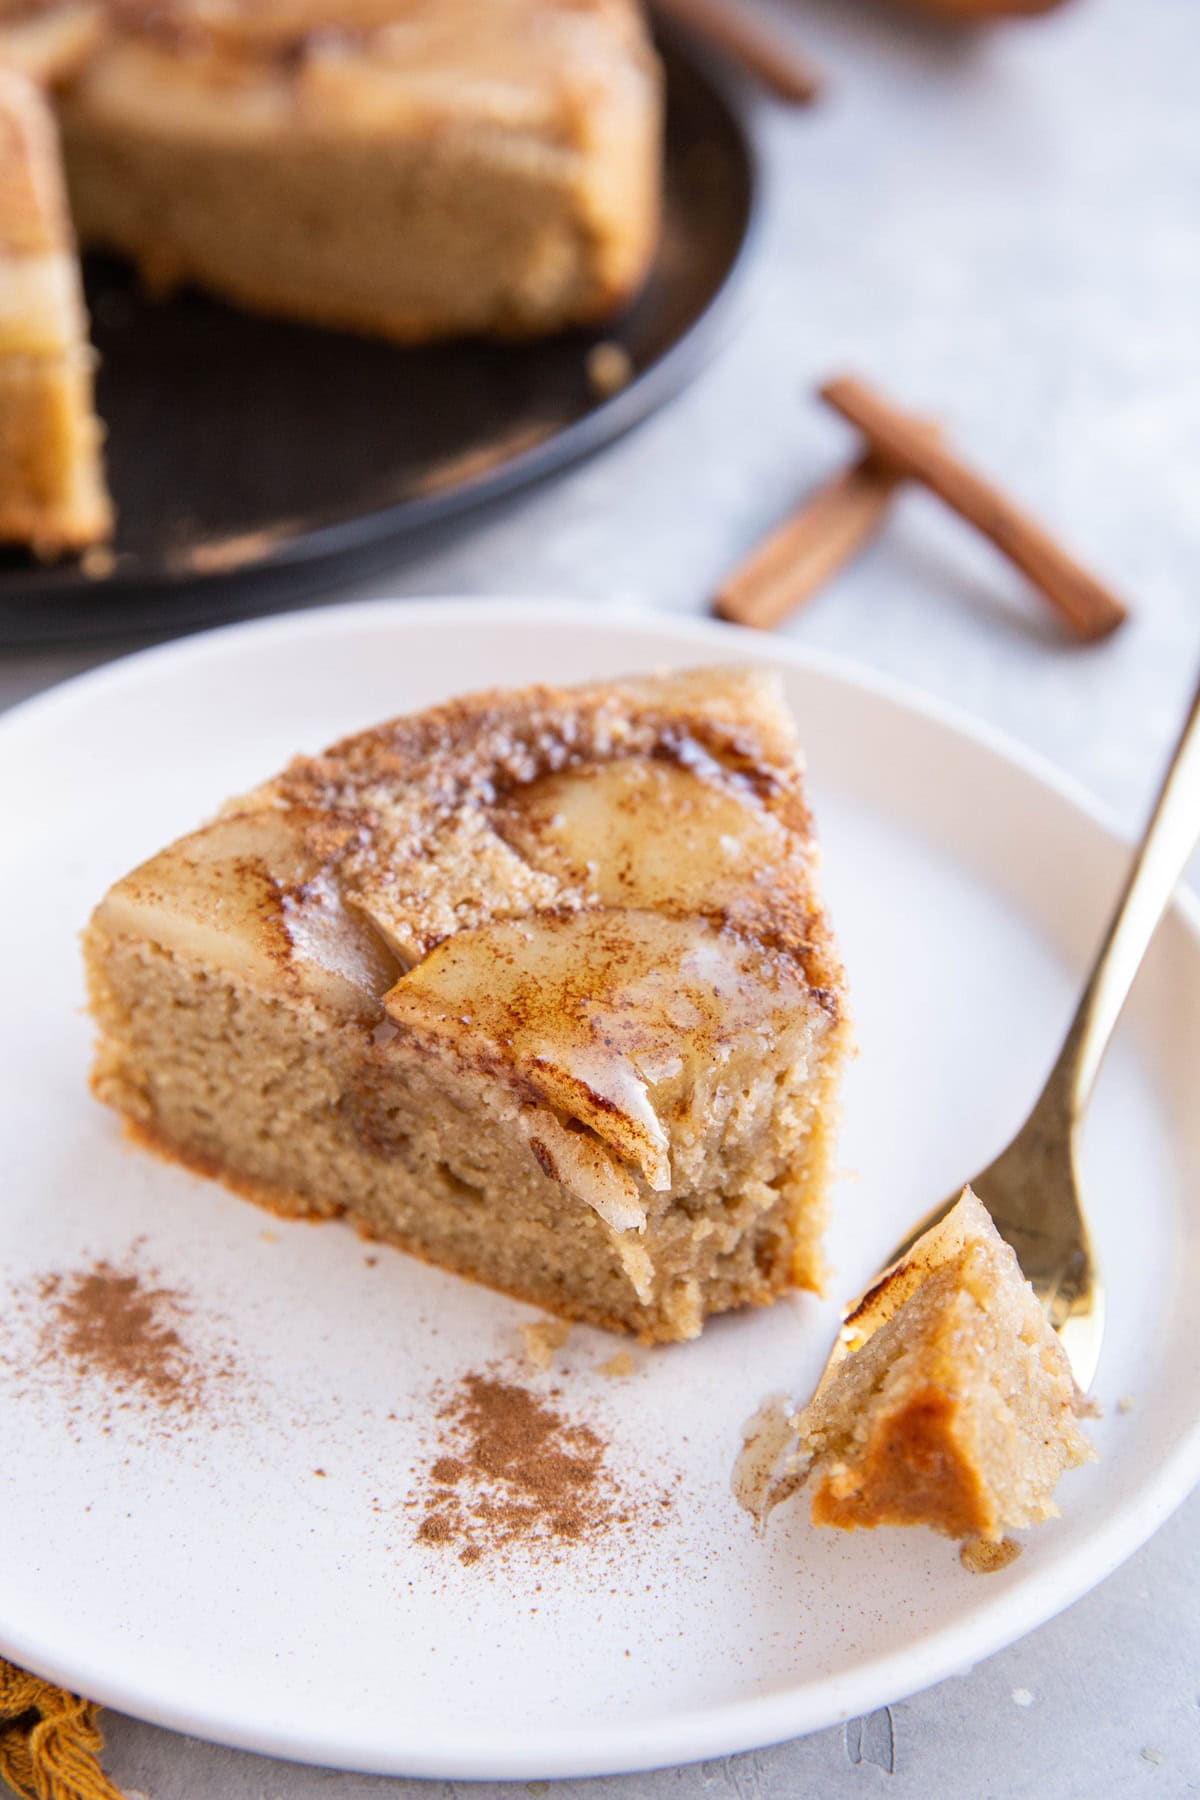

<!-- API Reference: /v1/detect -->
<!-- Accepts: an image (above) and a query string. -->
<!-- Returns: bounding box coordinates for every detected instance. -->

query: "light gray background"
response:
[4,0,1199,1793]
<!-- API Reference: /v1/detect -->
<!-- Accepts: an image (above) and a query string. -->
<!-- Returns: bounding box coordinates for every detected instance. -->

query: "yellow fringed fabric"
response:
[0,1659,125,1800]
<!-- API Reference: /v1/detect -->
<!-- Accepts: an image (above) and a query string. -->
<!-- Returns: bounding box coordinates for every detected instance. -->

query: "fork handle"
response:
[1052,664,1200,1118]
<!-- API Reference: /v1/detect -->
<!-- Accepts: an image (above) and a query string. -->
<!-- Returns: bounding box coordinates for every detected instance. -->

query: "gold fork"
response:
[883,666,1200,1391]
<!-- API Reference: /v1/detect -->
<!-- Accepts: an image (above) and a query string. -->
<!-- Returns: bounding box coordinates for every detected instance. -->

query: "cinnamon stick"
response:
[714,454,900,629]
[654,0,822,104]
[820,375,1128,641]
[902,0,1066,17]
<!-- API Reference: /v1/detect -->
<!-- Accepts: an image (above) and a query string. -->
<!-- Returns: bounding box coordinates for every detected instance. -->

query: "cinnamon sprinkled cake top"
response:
[93,669,846,1212]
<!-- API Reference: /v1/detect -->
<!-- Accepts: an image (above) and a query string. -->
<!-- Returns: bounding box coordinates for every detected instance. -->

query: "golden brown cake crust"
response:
[809,1387,997,1538]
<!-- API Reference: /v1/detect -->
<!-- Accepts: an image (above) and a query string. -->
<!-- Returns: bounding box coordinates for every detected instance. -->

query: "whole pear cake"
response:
[0,0,663,552]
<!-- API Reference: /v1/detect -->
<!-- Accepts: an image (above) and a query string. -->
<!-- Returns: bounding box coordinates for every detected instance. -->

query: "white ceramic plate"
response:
[2,600,1198,1782]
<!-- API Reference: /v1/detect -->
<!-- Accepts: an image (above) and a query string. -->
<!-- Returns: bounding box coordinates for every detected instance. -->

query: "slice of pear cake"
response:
[83,668,848,1343]
[744,1189,1096,1539]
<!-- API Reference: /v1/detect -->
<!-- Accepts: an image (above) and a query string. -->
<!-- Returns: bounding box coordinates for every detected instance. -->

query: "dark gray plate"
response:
[0,28,757,644]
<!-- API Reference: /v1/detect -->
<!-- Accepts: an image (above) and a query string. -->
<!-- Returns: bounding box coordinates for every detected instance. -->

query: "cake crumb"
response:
[521,1319,571,1371]
[599,1350,635,1379]
[1118,1394,1136,1414]
[260,1230,277,1243]
[960,1536,1022,1575]
[81,545,116,580]
[585,340,634,398]
[733,1394,802,1525]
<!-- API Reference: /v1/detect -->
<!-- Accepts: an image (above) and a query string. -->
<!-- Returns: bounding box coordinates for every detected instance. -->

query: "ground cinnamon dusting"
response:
[38,1262,199,1411]
[0,1251,239,1436]
[415,1370,642,1565]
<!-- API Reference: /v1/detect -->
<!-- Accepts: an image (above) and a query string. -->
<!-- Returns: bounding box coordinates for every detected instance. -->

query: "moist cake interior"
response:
[777,1188,1096,1539]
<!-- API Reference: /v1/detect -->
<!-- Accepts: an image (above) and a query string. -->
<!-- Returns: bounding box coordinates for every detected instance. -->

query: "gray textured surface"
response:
[4,0,1200,1793]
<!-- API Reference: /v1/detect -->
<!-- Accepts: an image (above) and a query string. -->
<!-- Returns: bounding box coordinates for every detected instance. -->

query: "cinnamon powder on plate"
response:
[414,1370,644,1566]
[39,1261,200,1412]
[0,1252,238,1433]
